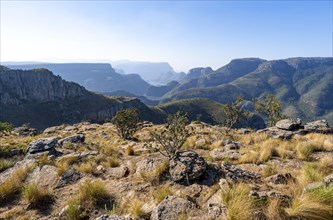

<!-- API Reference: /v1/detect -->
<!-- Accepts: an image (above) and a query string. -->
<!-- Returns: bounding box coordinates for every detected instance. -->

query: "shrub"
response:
[22,183,54,208]
[222,96,248,128]
[150,112,190,158]
[112,108,142,140]
[254,94,285,127]
[0,121,13,134]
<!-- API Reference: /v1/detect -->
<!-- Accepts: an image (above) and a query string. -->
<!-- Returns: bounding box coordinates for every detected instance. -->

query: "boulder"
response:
[58,134,85,145]
[13,126,37,136]
[221,161,261,182]
[55,168,81,188]
[169,151,207,182]
[135,158,165,175]
[276,118,302,130]
[151,196,194,220]
[210,149,240,160]
[265,173,292,185]
[250,190,291,202]
[27,137,58,154]
[107,165,129,179]
[323,173,333,186]
[26,165,58,188]
[303,182,325,192]
[43,125,63,134]
[304,120,332,133]
[95,214,132,220]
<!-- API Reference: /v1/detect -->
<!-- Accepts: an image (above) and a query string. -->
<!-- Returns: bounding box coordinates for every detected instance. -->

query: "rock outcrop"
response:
[169,151,207,182]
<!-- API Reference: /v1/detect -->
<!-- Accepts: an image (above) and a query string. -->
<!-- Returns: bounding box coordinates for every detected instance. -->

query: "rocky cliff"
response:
[0,66,163,129]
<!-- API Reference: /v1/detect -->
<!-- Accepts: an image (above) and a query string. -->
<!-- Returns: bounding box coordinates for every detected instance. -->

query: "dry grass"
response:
[0,159,14,172]
[65,198,85,220]
[298,162,325,186]
[265,198,286,220]
[238,150,260,164]
[140,162,168,185]
[262,164,279,177]
[221,183,256,220]
[285,194,333,220]
[78,180,111,208]
[127,145,135,156]
[0,166,31,205]
[153,184,173,203]
[129,199,150,219]
[22,183,54,208]
[296,141,318,160]
[76,161,95,174]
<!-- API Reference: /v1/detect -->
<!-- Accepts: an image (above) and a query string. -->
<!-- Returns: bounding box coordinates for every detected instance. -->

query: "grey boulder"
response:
[169,151,207,182]
[151,196,194,220]
[275,118,302,130]
[28,137,58,154]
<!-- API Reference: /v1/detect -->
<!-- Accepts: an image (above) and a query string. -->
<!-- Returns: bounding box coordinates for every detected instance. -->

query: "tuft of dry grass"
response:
[140,162,168,185]
[285,194,333,220]
[0,166,31,205]
[129,199,150,219]
[22,183,54,208]
[127,145,135,156]
[66,198,85,220]
[238,150,260,164]
[262,164,278,177]
[298,162,324,186]
[265,198,286,220]
[296,141,318,160]
[76,161,95,174]
[153,184,173,203]
[78,180,111,208]
[221,183,256,220]
[0,159,14,172]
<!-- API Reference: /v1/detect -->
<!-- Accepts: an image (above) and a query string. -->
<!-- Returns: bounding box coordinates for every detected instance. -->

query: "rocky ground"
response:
[0,119,332,220]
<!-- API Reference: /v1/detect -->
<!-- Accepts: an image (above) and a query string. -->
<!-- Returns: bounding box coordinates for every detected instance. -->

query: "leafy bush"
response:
[112,108,142,140]
[0,121,13,134]
[222,96,248,128]
[150,112,190,158]
[254,93,285,127]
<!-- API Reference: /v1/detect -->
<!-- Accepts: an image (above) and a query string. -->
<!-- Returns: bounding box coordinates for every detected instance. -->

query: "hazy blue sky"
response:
[1,1,332,71]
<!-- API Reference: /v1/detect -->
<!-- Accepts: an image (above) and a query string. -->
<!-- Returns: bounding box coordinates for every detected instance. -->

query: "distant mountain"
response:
[0,66,163,129]
[102,90,159,106]
[145,81,180,98]
[161,57,333,125]
[157,98,265,129]
[111,60,185,85]
[4,63,151,95]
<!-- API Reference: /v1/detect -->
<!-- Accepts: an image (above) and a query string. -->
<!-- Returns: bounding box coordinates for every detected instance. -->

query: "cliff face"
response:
[0,68,88,105]
[0,67,163,129]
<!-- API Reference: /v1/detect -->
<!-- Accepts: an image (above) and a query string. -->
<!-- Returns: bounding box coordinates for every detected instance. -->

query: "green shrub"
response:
[150,112,190,158]
[112,108,141,140]
[22,183,54,208]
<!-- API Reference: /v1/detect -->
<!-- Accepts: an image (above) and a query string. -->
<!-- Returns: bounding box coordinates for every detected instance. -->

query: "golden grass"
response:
[285,194,333,220]
[298,162,325,186]
[221,183,256,220]
[140,162,168,185]
[127,145,135,156]
[238,150,260,164]
[129,199,149,219]
[262,164,278,177]
[0,159,14,172]
[264,198,286,220]
[0,166,31,205]
[296,141,318,160]
[78,180,110,207]
[153,184,173,203]
[66,198,85,220]
[22,183,54,208]
[76,161,95,174]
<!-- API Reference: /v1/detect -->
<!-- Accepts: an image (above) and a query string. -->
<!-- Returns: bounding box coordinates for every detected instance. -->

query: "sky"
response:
[0,1,332,72]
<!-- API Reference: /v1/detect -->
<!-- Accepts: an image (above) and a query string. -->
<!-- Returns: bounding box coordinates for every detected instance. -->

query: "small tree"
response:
[150,112,190,158]
[0,121,13,135]
[112,108,141,140]
[254,93,284,127]
[222,96,248,128]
